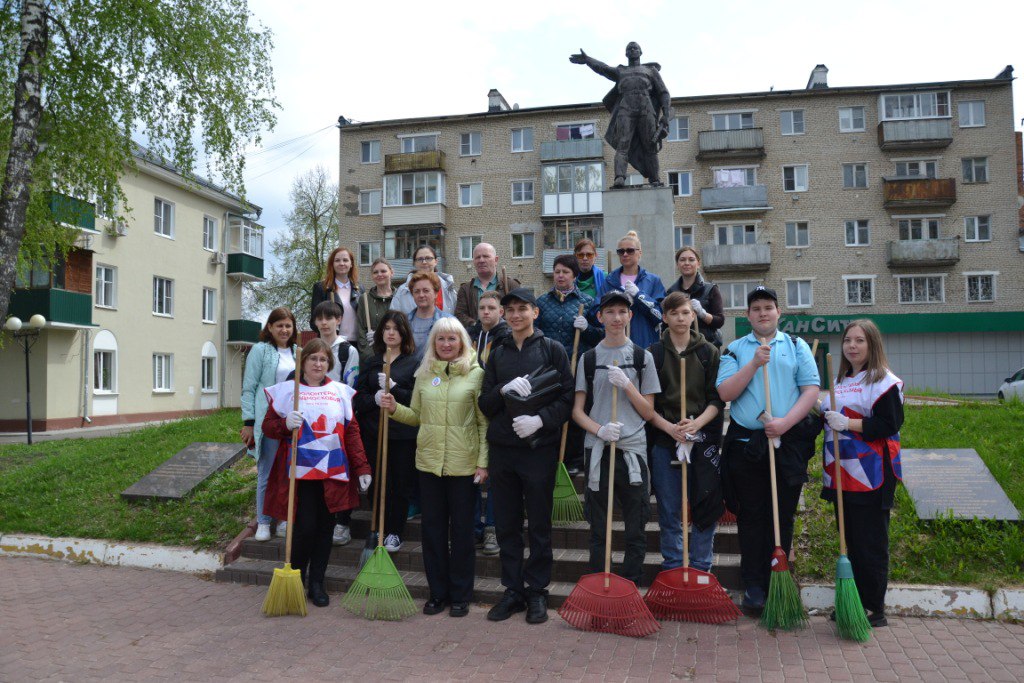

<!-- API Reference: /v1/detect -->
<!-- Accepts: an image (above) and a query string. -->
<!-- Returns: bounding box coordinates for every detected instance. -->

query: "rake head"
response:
[340,547,417,621]
[644,567,741,623]
[557,572,660,638]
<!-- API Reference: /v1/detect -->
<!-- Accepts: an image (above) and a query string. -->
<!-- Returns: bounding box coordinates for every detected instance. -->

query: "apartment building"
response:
[339,66,1022,394]
[0,149,266,431]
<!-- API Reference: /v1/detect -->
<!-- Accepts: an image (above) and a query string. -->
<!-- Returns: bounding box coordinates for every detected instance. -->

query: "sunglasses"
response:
[575,252,596,259]
[616,248,637,256]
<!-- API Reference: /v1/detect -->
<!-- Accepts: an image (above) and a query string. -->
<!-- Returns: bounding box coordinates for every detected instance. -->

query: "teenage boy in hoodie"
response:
[647,292,725,572]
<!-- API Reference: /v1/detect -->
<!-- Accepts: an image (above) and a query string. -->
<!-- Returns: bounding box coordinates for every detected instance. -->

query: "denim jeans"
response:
[255,437,279,525]
[650,443,716,572]
[474,482,495,536]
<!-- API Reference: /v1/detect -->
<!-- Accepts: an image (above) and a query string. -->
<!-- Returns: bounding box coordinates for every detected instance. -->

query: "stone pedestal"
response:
[601,186,675,280]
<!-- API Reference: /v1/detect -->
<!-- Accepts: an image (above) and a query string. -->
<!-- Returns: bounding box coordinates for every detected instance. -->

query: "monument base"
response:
[601,186,675,279]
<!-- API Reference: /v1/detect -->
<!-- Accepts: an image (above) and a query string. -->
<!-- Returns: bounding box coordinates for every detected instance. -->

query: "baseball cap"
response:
[500,287,538,307]
[746,285,778,306]
[598,290,633,310]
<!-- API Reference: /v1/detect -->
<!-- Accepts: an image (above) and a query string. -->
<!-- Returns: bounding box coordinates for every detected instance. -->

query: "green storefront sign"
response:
[735,311,1024,337]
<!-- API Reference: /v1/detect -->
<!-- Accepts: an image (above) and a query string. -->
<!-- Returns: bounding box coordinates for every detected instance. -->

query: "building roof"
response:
[132,144,262,217]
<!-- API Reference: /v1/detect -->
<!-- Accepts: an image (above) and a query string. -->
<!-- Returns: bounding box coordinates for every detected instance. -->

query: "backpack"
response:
[581,343,647,415]
[648,340,713,375]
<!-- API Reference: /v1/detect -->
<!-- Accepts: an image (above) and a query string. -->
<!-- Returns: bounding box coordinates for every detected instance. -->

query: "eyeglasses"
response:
[415,256,436,263]
[616,248,637,256]
[307,357,329,365]
[575,252,596,259]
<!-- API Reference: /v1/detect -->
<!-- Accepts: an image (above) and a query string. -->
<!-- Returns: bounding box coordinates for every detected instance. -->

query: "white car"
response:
[997,368,1024,401]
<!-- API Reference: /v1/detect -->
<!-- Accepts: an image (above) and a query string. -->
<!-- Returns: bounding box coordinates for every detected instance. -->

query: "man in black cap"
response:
[715,285,820,613]
[478,287,575,624]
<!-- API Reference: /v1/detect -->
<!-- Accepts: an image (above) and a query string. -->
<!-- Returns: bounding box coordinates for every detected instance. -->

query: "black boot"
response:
[486,589,526,622]
[307,581,329,607]
[526,593,548,624]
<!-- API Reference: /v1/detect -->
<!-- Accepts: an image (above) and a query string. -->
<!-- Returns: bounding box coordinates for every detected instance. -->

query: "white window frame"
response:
[152,276,174,317]
[712,165,758,188]
[555,122,597,140]
[720,281,761,310]
[458,182,483,208]
[383,172,445,207]
[782,164,809,193]
[511,127,534,153]
[360,140,381,164]
[842,163,868,189]
[964,271,997,303]
[780,109,805,136]
[711,110,756,130]
[358,241,381,266]
[201,355,217,393]
[94,349,116,393]
[714,222,759,246]
[95,264,116,309]
[152,353,174,392]
[843,275,876,306]
[895,274,946,304]
[785,279,814,309]
[964,215,991,243]
[784,221,810,248]
[202,215,217,251]
[460,132,481,157]
[202,287,216,324]
[667,116,689,141]
[359,189,382,215]
[667,170,692,197]
[459,235,482,261]
[894,159,938,178]
[154,198,174,238]
[958,100,986,128]
[511,232,535,259]
[838,106,866,132]
[962,157,988,183]
[844,219,870,247]
[897,216,941,241]
[879,91,951,121]
[398,133,438,153]
[674,225,695,249]
[510,180,534,205]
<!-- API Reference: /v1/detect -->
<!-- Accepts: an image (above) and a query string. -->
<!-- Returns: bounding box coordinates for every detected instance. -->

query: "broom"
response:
[827,353,872,642]
[262,348,308,617]
[359,349,391,568]
[558,371,660,637]
[759,344,807,630]
[341,361,417,621]
[552,303,586,525]
[645,357,740,623]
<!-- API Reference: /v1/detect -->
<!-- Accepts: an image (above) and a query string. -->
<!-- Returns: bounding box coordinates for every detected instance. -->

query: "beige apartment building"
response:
[0,150,266,431]
[338,65,1023,395]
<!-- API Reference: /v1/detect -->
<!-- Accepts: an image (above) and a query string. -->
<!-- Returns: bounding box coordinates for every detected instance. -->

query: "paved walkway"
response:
[2,557,1021,682]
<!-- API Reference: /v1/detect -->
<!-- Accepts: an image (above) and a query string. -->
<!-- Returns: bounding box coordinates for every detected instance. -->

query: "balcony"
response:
[226,253,265,282]
[700,242,771,273]
[887,238,960,267]
[882,177,956,209]
[9,288,93,327]
[699,185,771,214]
[382,203,446,228]
[697,128,765,160]
[384,150,445,174]
[227,319,261,346]
[49,191,96,232]
[877,119,953,151]
[539,139,604,162]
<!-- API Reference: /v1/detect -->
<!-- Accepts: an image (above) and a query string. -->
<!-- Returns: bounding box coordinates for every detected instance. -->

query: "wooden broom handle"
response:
[501,266,508,294]
[680,356,689,572]
[604,362,618,586]
[761,337,783,548]
[284,347,302,564]
[369,351,388,534]
[377,359,392,540]
[557,303,586,464]
[826,353,848,555]
[363,292,371,331]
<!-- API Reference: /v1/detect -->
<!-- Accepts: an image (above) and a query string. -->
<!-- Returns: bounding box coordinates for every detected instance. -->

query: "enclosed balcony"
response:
[227,319,261,346]
[877,119,953,151]
[9,288,93,328]
[882,177,956,209]
[49,191,96,232]
[696,128,765,160]
[539,139,604,162]
[384,150,446,174]
[699,185,770,214]
[700,242,771,273]
[225,216,265,282]
[887,238,960,267]
[381,204,446,228]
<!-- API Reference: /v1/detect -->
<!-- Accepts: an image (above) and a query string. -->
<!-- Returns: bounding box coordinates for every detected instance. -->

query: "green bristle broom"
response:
[553,302,586,525]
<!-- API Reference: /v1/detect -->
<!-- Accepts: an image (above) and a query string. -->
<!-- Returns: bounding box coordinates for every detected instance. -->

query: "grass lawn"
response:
[0,409,253,549]
[796,401,1024,590]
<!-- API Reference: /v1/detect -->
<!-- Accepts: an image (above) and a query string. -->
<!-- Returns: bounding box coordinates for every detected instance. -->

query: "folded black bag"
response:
[503,366,564,447]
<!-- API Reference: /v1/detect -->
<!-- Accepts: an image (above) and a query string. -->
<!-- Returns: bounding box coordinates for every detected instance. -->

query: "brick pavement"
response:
[2,556,1022,682]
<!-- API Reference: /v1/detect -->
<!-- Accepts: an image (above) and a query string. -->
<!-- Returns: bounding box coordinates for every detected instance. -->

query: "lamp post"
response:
[4,314,47,444]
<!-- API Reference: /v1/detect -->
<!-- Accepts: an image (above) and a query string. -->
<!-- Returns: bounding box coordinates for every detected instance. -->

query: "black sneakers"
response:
[526,593,548,624]
[307,582,329,608]
[487,590,526,621]
[423,598,447,615]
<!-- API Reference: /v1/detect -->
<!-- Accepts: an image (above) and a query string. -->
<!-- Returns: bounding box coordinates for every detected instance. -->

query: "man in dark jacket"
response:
[478,288,574,624]
[454,242,520,328]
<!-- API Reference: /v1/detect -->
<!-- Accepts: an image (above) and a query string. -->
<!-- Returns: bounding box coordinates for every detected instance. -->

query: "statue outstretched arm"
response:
[569,49,618,82]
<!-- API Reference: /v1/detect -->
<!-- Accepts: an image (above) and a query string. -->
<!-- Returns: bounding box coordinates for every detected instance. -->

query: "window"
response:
[716,223,757,245]
[511,127,533,153]
[384,226,443,261]
[459,235,482,260]
[358,242,380,266]
[783,164,809,192]
[712,112,754,130]
[203,216,217,251]
[667,171,692,197]
[241,222,263,257]
[511,233,535,258]
[962,157,988,183]
[845,219,870,246]
[94,350,115,392]
[966,273,996,302]
[458,183,482,207]
[556,123,596,140]
[785,221,809,248]
[201,341,218,393]
[897,275,944,304]
[964,215,991,242]
[713,167,756,188]
[844,276,875,306]
[152,277,174,316]
[460,132,481,156]
[511,180,534,204]
[898,217,940,241]
[895,160,937,178]
[839,106,865,132]
[958,101,985,127]
[361,140,381,163]
[780,110,804,135]
[880,91,950,120]
[842,163,868,188]
[786,280,813,308]
[721,281,760,310]
[95,265,116,308]
[202,288,216,323]
[542,161,603,215]
[154,198,174,237]
[152,353,173,391]
[359,189,382,215]
[667,116,689,141]
[383,172,444,207]
[674,225,694,249]
[399,134,437,153]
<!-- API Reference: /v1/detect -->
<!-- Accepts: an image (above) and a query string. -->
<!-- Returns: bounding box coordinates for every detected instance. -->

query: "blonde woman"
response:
[602,230,666,348]
[380,317,488,618]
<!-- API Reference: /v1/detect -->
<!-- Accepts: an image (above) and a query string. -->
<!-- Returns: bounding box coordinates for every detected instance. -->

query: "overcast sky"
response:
[241,0,1022,253]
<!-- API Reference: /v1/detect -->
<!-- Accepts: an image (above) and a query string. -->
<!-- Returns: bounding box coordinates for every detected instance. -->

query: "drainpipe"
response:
[80,329,92,424]
[219,210,228,408]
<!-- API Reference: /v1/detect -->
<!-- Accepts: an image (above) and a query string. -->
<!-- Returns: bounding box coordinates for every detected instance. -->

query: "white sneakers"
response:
[332,524,351,546]
[276,521,288,538]
[383,534,402,552]
[254,523,271,542]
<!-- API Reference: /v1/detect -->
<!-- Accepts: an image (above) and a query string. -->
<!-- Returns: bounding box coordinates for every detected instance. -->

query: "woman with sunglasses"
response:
[572,238,606,300]
[603,230,666,348]
[390,245,458,317]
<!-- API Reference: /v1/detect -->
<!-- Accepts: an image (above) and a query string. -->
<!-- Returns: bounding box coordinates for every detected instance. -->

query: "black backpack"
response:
[581,343,647,415]
[647,340,713,376]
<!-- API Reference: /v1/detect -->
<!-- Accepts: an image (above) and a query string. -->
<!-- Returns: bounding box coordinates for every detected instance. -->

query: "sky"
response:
[239,0,1023,255]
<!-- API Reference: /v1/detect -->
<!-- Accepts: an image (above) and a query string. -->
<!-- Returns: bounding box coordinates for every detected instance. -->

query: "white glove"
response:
[573,315,589,331]
[596,421,623,443]
[285,410,303,430]
[512,415,543,438]
[622,281,640,299]
[358,474,372,492]
[501,376,532,397]
[605,365,630,389]
[825,410,850,432]
[365,331,375,345]
[676,442,693,463]
[691,299,705,317]
[378,372,396,390]
[374,389,385,406]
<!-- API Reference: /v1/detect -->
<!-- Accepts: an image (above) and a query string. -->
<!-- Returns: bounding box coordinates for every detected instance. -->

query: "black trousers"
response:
[383,439,417,537]
[723,438,803,592]
[291,480,335,585]
[584,446,650,586]
[489,445,558,597]
[418,471,476,603]
[564,421,585,471]
[835,503,891,613]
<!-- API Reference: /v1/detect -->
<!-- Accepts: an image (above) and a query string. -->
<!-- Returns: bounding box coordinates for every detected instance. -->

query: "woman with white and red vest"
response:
[821,319,904,628]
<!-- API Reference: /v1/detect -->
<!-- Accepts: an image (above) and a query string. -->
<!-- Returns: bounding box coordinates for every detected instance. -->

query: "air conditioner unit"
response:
[211,252,227,265]
[115,220,128,236]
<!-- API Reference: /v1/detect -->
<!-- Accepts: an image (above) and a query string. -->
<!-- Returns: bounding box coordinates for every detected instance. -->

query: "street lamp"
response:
[5,313,46,444]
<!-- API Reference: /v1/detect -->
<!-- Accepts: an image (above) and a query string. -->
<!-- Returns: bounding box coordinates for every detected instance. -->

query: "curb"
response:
[802,583,1022,621]
[0,533,222,574]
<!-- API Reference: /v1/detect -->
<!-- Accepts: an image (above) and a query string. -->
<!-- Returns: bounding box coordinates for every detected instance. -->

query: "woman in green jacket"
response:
[380,317,488,618]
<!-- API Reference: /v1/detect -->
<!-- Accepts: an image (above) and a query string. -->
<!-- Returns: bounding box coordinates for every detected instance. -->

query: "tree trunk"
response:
[0,0,48,323]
